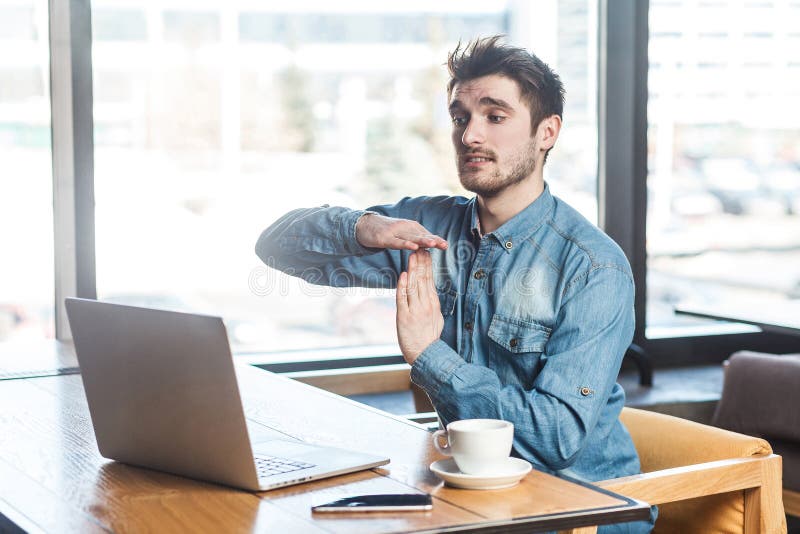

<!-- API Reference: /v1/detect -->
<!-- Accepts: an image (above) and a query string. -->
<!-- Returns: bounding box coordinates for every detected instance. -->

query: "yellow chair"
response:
[415,386,786,532]
[787,489,800,523]
[597,407,786,533]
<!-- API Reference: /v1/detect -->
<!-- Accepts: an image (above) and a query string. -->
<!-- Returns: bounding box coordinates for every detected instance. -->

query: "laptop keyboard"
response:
[255,455,316,478]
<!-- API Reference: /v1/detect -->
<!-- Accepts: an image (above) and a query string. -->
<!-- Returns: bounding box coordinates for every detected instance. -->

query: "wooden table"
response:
[675,297,800,337]
[0,355,650,533]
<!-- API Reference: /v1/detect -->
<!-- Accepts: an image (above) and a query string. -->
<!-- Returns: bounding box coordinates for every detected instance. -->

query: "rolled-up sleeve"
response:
[254,199,420,288]
[254,195,461,288]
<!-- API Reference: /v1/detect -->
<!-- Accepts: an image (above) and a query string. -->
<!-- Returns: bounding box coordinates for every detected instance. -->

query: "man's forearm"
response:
[254,205,407,289]
[255,205,375,269]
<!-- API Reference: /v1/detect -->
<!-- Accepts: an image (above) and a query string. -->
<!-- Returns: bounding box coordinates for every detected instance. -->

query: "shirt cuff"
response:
[410,339,464,396]
[341,210,380,256]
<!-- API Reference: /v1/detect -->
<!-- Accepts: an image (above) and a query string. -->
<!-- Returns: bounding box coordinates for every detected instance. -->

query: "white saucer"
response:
[430,457,532,490]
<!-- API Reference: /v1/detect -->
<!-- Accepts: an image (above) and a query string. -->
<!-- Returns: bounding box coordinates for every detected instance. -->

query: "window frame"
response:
[598,0,799,366]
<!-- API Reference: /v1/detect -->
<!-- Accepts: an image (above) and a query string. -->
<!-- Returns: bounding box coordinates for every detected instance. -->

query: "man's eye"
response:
[489,115,506,123]
[451,116,467,126]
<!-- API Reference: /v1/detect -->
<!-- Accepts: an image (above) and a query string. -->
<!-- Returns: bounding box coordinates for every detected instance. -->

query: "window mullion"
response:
[49,0,96,340]
[597,0,649,343]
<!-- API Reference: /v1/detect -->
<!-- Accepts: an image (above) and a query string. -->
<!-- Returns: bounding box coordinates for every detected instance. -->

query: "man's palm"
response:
[395,250,444,365]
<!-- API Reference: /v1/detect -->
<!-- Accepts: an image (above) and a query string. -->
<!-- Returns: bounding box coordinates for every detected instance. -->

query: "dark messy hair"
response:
[447,35,565,161]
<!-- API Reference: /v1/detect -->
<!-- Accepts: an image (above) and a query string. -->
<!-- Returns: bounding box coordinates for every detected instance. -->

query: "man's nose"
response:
[461,119,485,146]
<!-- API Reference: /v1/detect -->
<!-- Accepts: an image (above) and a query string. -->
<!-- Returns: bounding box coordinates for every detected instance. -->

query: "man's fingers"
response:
[416,234,449,250]
[416,250,431,305]
[396,271,409,313]
[424,251,440,311]
[425,235,450,250]
[395,231,448,251]
[407,252,419,307]
[387,237,419,250]
[361,215,448,251]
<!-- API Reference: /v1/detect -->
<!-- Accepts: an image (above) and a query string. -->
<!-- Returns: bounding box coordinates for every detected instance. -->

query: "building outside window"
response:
[646,0,800,338]
[0,0,54,342]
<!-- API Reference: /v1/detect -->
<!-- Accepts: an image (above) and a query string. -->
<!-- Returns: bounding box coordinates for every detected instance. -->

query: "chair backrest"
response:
[620,407,774,533]
[712,351,800,446]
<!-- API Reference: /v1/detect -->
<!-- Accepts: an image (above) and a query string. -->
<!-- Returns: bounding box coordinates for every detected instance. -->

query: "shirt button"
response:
[509,338,518,348]
[474,270,485,280]
[464,322,473,331]
[504,241,513,250]
[580,387,592,396]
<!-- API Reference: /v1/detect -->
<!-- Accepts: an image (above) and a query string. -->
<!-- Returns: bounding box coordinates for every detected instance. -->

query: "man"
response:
[256,36,654,532]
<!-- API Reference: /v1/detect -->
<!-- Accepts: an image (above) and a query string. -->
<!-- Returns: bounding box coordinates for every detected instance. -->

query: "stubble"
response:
[457,138,538,198]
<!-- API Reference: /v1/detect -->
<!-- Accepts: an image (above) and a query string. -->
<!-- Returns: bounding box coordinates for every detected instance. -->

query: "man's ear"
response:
[537,115,562,151]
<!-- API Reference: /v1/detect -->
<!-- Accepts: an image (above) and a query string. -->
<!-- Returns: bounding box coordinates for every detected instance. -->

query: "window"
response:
[646,0,800,335]
[0,0,54,342]
[163,11,220,43]
[90,0,599,359]
[93,8,146,41]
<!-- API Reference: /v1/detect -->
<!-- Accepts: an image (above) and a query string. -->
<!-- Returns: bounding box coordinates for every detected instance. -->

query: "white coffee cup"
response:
[432,419,514,475]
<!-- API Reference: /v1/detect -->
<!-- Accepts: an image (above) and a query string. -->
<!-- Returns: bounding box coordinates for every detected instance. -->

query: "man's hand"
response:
[356,213,448,251]
[396,250,444,365]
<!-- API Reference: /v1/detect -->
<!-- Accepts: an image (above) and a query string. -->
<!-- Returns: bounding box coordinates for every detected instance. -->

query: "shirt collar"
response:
[468,182,555,253]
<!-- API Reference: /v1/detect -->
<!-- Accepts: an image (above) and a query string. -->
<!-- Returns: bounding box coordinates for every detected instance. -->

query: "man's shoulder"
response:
[544,196,631,276]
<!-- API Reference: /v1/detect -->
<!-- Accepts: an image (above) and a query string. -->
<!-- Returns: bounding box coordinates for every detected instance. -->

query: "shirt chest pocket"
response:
[488,314,551,354]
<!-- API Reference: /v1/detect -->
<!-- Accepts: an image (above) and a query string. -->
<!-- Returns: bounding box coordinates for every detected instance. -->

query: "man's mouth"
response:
[462,153,495,165]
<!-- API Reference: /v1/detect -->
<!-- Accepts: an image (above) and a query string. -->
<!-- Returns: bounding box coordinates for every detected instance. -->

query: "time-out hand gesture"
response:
[356,213,448,251]
[396,250,444,365]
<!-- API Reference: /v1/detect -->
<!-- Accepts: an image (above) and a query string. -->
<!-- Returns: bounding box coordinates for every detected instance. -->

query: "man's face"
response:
[449,74,539,198]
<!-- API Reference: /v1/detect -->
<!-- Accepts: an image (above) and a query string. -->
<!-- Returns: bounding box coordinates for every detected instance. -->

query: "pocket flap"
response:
[488,314,551,353]
[437,288,457,316]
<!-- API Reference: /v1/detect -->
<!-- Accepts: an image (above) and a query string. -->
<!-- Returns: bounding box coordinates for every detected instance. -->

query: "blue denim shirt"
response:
[255,183,642,486]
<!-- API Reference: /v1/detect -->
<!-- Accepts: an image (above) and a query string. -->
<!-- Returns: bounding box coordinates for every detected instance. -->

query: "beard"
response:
[457,139,538,198]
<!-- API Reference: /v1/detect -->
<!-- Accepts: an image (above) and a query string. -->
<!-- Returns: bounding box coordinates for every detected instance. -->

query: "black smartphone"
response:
[311,493,433,513]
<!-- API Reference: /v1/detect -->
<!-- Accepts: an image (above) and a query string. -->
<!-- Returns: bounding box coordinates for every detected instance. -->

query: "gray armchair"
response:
[712,350,800,523]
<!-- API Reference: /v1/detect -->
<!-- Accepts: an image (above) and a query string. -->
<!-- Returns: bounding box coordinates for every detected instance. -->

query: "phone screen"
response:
[311,493,433,512]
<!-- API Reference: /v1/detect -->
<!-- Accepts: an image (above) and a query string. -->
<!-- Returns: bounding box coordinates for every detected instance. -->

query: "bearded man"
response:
[256,36,656,533]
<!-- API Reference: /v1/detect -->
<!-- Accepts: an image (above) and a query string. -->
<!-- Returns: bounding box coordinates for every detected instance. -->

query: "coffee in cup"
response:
[432,418,514,475]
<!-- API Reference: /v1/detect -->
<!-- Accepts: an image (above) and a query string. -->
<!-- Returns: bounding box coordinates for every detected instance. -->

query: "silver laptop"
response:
[65,297,389,491]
